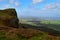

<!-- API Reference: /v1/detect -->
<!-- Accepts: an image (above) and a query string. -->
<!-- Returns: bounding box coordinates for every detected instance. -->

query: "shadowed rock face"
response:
[0,8,19,28]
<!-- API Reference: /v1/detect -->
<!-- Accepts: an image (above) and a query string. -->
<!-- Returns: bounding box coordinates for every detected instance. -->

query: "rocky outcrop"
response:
[0,8,19,28]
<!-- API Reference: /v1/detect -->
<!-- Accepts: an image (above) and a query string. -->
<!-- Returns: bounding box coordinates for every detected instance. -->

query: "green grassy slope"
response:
[0,28,60,40]
[20,19,60,32]
[41,20,60,31]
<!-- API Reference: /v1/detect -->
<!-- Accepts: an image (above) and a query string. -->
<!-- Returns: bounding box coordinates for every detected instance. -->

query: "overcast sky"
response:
[0,0,60,18]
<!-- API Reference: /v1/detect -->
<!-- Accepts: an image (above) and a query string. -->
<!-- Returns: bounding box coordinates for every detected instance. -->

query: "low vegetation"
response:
[0,26,60,40]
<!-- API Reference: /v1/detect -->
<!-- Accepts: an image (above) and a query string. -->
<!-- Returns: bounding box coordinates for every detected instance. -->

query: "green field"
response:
[40,20,60,31]
[41,20,60,24]
[20,19,60,32]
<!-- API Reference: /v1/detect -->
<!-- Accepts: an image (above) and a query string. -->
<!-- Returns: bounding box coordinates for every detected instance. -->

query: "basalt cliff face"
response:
[0,8,19,28]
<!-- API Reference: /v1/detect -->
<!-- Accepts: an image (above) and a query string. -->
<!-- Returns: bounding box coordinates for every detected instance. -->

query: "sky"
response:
[0,0,60,19]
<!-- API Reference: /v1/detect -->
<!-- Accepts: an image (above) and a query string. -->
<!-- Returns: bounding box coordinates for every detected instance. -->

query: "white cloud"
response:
[43,3,60,10]
[0,0,4,2]
[4,4,11,8]
[23,3,60,17]
[9,0,14,4]
[32,0,44,4]
[0,0,5,2]
[39,3,60,14]
[5,5,10,8]
[9,0,20,7]
[4,4,14,9]
[14,2,19,7]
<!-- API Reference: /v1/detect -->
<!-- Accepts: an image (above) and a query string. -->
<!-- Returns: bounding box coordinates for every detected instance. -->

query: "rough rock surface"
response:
[0,8,19,28]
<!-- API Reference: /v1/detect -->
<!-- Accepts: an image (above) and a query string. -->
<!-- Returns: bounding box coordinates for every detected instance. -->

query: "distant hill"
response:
[19,17,60,20]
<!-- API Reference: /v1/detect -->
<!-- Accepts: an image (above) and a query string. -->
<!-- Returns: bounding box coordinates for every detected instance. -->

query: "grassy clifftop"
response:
[0,8,19,28]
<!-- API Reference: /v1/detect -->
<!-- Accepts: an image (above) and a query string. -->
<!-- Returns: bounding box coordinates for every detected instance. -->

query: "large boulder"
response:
[0,8,19,28]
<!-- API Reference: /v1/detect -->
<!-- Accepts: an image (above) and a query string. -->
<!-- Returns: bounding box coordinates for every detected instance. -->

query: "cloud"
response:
[9,0,20,7]
[14,2,19,7]
[32,0,44,4]
[5,5,10,8]
[9,0,14,4]
[39,3,60,14]
[43,3,60,10]
[4,4,12,9]
[0,0,5,2]
[4,4,14,9]
[22,3,60,17]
